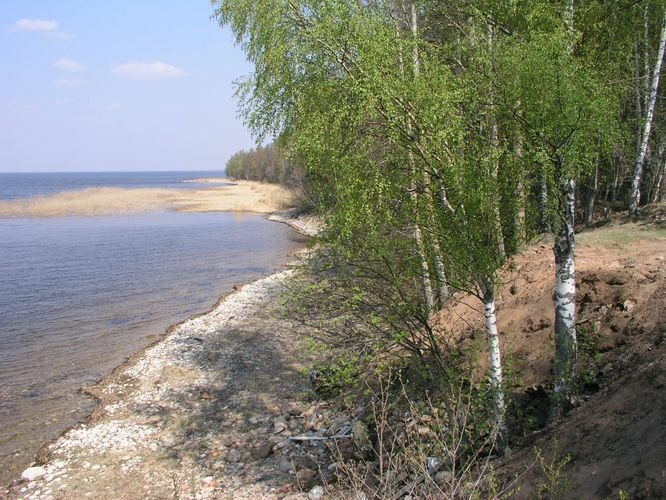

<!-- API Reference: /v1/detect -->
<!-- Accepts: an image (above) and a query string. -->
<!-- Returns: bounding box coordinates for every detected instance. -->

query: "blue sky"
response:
[0,1,255,172]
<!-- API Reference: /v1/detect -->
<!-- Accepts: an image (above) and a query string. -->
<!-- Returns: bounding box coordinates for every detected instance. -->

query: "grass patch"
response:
[577,225,666,248]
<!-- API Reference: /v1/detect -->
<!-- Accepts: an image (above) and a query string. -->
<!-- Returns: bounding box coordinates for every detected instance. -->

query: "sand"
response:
[0,181,294,218]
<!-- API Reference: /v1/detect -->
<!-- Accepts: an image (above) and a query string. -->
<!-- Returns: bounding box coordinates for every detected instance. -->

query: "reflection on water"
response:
[0,211,304,483]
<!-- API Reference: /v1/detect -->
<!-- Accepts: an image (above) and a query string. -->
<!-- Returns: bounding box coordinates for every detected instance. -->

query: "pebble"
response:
[279,455,294,473]
[308,485,324,500]
[435,470,453,485]
[295,468,316,485]
[251,443,273,459]
[225,449,241,463]
[273,416,288,434]
[21,467,46,482]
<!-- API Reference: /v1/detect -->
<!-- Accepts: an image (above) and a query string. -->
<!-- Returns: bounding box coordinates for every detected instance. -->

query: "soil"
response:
[432,216,666,498]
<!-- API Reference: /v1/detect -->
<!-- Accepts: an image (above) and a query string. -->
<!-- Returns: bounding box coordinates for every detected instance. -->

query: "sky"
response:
[0,1,256,172]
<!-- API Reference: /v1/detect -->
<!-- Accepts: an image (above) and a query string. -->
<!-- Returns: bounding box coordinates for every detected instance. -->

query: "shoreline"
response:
[4,209,319,499]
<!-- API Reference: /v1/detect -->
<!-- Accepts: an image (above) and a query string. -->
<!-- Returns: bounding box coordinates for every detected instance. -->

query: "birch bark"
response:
[550,177,577,421]
[629,13,666,216]
[407,1,449,309]
[550,0,579,421]
[482,285,507,451]
[393,4,437,315]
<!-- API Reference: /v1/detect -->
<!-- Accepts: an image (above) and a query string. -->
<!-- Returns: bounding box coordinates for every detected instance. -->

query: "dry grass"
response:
[172,180,294,214]
[0,181,294,218]
[0,187,173,217]
[577,224,666,248]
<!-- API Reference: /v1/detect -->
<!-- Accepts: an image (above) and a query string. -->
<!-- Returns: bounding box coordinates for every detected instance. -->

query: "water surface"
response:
[0,173,303,483]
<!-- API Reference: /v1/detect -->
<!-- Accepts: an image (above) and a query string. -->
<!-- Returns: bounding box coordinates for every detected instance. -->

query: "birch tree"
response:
[629,12,666,216]
[497,0,619,420]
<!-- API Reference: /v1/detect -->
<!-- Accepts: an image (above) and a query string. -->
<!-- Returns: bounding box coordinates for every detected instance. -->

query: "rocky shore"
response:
[2,211,362,500]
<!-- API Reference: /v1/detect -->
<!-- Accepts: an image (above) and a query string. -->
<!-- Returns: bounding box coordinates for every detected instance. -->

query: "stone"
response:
[273,416,288,434]
[281,402,302,416]
[225,449,241,463]
[330,416,349,431]
[279,455,294,473]
[295,467,316,486]
[21,467,47,482]
[138,415,162,426]
[308,485,324,500]
[435,470,453,485]
[351,420,371,451]
[251,443,273,459]
[160,435,176,448]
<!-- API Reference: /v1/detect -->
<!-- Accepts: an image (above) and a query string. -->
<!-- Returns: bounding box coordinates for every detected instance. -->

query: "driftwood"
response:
[288,424,353,442]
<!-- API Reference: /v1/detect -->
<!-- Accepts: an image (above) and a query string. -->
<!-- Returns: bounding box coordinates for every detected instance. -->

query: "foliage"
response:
[213,0,666,488]
[533,440,576,499]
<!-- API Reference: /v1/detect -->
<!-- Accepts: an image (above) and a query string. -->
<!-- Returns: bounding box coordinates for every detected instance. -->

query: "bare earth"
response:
[432,220,666,498]
[0,181,293,218]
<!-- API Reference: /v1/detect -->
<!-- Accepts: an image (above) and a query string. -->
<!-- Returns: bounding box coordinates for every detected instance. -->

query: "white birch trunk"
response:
[550,0,578,422]
[483,286,507,450]
[407,152,435,315]
[550,178,578,421]
[634,37,644,156]
[487,22,507,261]
[629,13,666,216]
[408,0,449,308]
[651,143,666,203]
[394,7,437,316]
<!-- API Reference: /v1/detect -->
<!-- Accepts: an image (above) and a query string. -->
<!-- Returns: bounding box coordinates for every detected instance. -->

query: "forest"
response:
[217,0,665,495]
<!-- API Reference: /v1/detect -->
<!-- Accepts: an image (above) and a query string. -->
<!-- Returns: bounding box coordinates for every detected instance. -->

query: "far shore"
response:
[0,180,293,218]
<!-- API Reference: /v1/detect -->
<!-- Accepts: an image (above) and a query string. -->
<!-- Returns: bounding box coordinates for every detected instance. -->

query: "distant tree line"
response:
[225,143,305,188]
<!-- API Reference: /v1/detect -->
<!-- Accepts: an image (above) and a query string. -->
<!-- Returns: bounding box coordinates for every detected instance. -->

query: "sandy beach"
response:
[0,181,294,218]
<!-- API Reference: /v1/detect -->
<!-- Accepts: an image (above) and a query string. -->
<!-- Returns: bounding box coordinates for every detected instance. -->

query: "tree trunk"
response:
[550,1,578,422]
[514,127,527,247]
[650,143,666,203]
[539,173,550,233]
[482,285,507,452]
[550,178,578,422]
[487,22,507,261]
[583,165,598,227]
[408,0,449,308]
[412,196,436,315]
[393,4,438,316]
[629,13,666,216]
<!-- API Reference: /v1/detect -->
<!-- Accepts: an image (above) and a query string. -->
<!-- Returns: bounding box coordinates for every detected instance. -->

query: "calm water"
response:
[0,171,228,200]
[0,172,304,483]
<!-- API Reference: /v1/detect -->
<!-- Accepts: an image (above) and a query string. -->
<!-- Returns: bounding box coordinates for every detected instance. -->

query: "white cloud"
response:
[11,18,73,39]
[112,61,184,80]
[12,18,57,32]
[54,78,84,86]
[53,57,85,73]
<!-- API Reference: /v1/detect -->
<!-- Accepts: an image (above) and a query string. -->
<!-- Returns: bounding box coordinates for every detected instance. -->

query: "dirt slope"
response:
[433,220,665,498]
